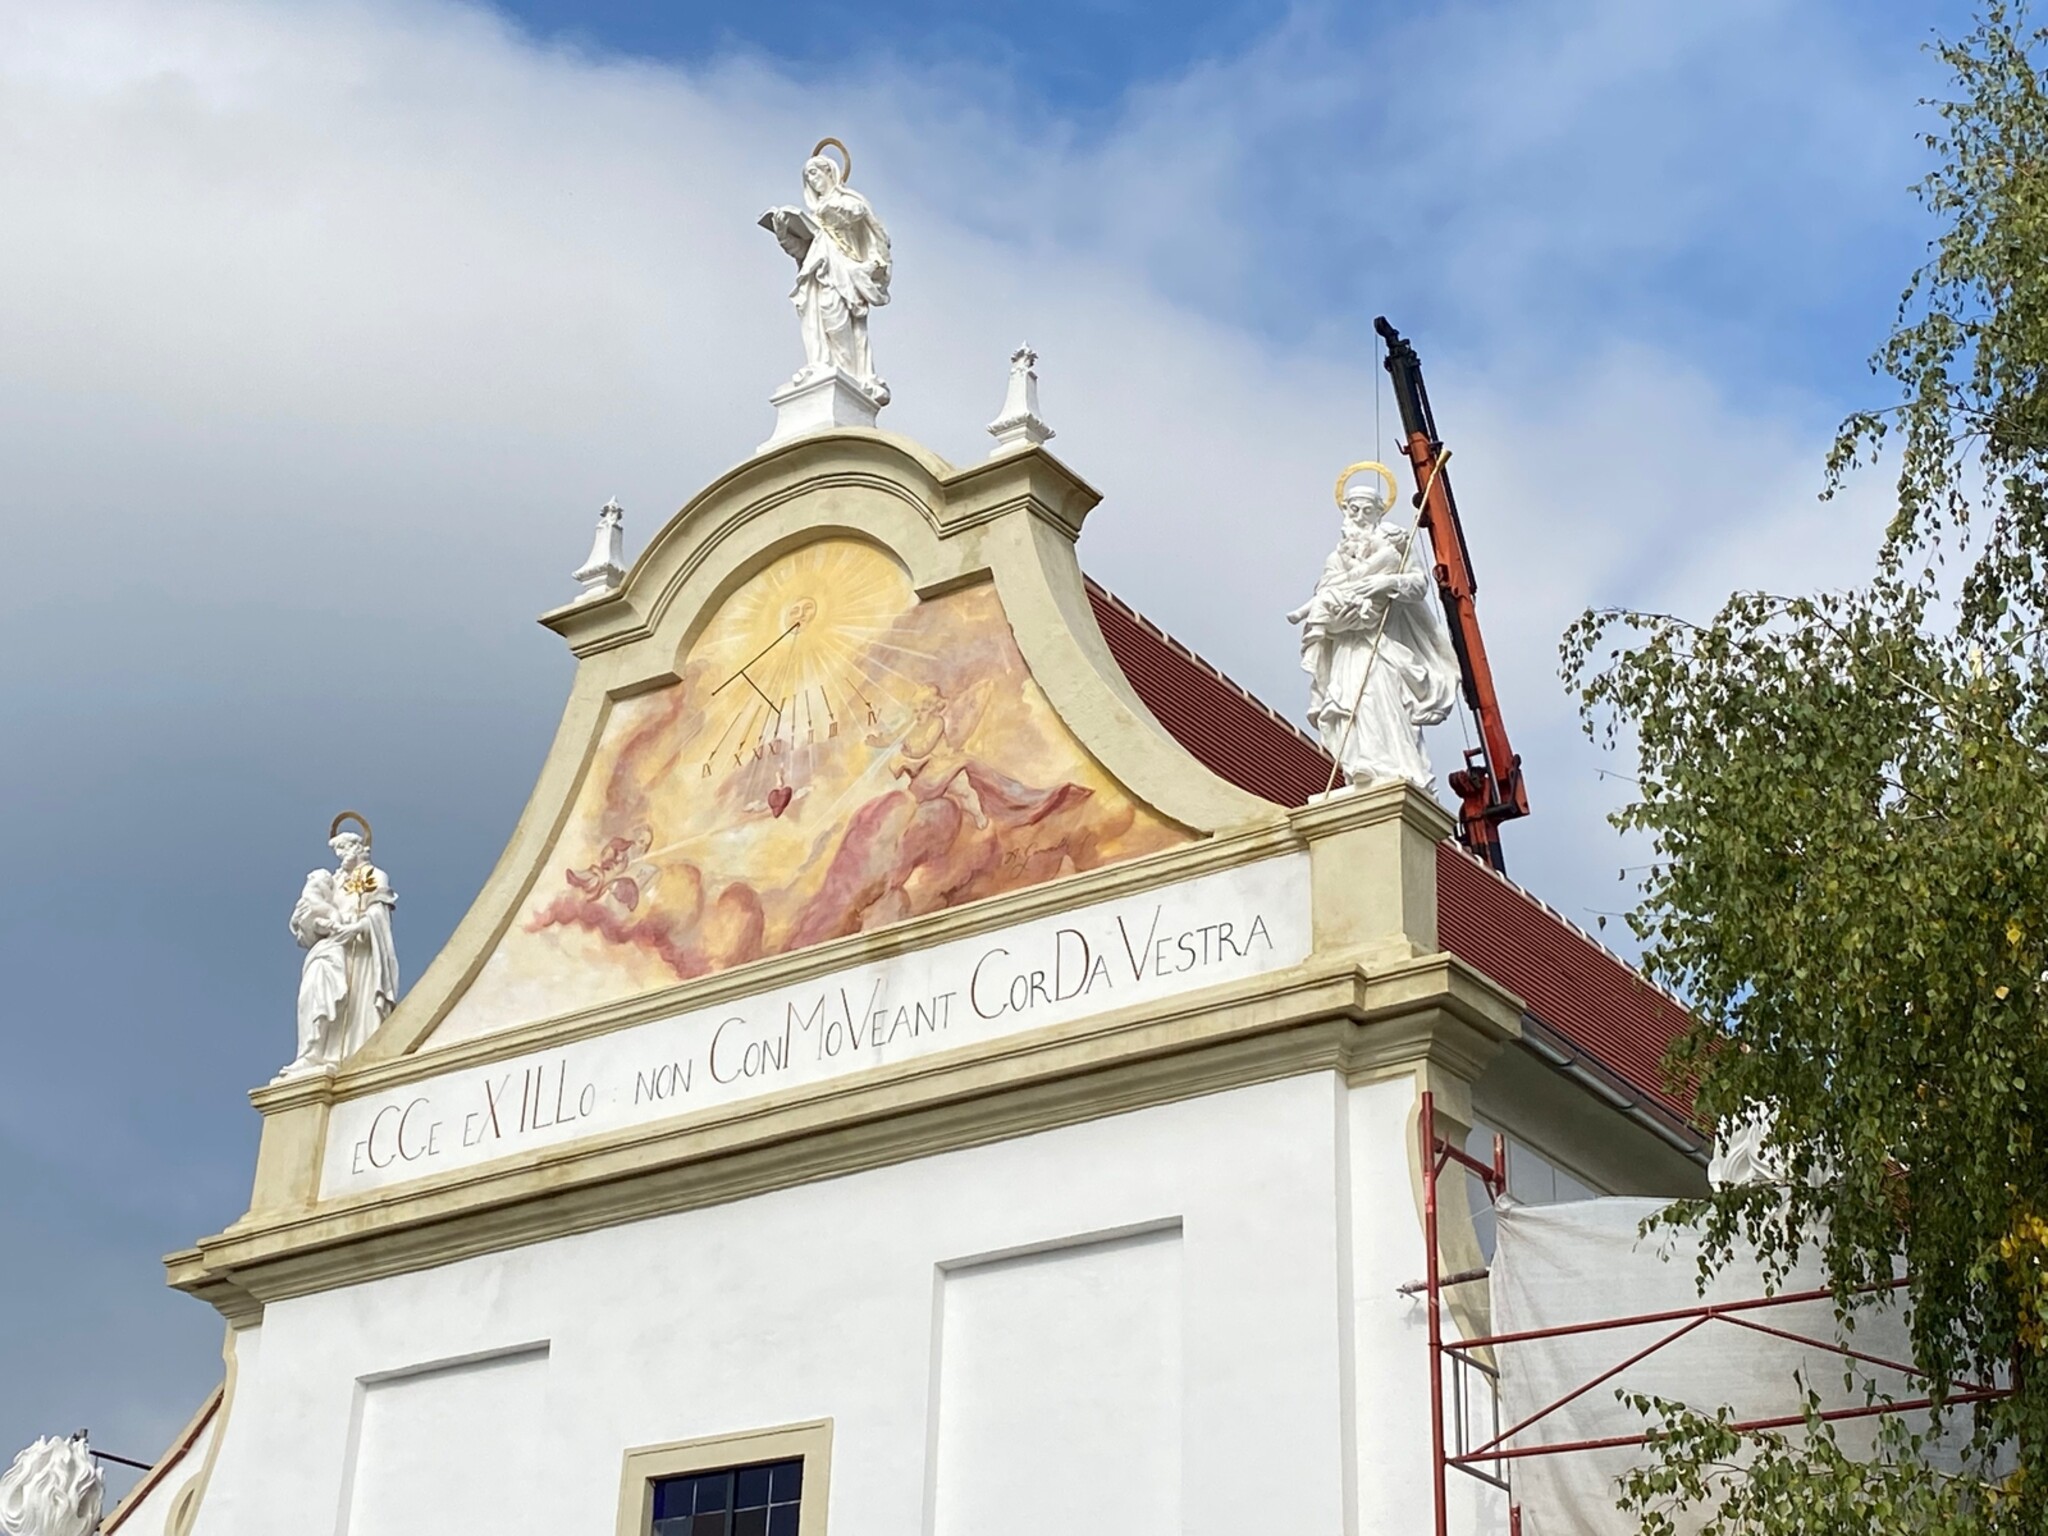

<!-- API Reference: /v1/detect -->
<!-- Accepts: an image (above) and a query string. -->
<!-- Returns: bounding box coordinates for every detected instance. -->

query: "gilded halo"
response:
[810,137,851,183]
[1333,460,1400,511]
[329,809,373,849]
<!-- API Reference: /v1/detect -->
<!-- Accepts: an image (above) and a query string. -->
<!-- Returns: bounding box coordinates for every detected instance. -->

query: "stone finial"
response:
[987,345,1054,456]
[574,498,627,596]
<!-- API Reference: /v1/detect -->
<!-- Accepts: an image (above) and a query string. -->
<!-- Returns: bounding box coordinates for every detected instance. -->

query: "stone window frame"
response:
[615,1418,833,1536]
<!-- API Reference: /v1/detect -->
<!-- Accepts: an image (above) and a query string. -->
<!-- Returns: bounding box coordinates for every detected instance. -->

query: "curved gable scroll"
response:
[370,431,1280,1059]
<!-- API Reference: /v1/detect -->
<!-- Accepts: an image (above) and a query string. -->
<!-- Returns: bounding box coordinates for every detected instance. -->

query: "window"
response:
[651,1458,803,1536]
[1467,1122,1604,1260]
[615,1419,830,1536]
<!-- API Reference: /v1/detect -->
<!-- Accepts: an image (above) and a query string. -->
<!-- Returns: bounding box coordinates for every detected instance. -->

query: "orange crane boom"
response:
[1374,315,1529,870]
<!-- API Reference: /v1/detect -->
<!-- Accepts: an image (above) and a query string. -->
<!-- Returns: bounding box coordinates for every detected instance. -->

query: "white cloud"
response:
[0,0,1911,1453]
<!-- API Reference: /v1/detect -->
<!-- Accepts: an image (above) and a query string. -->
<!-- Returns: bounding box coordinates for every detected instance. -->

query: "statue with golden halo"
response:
[277,811,399,1078]
[759,138,893,406]
[1287,462,1460,792]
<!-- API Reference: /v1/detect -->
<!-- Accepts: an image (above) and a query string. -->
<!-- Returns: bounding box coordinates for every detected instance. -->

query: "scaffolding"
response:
[1412,1091,2012,1536]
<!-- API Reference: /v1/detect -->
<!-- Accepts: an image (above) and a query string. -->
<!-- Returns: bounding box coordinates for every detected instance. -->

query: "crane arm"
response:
[1374,315,1529,870]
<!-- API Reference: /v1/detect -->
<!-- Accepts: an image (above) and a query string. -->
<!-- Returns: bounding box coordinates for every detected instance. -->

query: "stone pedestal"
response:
[759,366,883,452]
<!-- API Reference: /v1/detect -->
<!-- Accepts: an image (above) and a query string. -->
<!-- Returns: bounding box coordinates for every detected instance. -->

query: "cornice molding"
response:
[173,945,1520,1325]
[1290,778,1457,844]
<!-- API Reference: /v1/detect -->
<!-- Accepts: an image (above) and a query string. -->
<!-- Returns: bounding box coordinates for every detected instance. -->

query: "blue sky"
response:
[0,0,1980,1479]
[501,0,1284,110]
[491,0,1953,403]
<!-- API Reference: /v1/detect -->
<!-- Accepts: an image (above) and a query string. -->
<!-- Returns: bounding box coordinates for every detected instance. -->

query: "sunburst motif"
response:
[684,541,921,780]
[430,531,1199,1041]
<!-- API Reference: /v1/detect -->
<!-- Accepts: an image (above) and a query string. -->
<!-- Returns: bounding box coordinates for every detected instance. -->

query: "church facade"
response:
[95,423,1705,1536]
[89,149,1707,1536]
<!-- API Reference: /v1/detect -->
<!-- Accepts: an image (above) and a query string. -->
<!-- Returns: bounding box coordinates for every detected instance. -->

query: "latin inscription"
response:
[323,855,1311,1195]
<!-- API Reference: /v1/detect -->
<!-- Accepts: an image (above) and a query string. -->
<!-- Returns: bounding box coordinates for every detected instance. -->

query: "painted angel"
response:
[869,681,1085,829]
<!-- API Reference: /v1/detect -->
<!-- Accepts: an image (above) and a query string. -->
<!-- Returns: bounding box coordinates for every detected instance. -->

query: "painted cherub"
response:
[564,826,658,911]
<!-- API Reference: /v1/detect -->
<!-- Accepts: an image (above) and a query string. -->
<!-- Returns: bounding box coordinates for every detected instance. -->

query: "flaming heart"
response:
[768,783,794,818]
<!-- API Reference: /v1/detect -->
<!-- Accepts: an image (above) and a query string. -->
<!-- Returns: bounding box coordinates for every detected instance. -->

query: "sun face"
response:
[686,541,930,782]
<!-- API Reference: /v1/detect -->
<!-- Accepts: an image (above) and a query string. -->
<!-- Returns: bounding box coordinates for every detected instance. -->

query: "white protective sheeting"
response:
[1489,1198,1924,1536]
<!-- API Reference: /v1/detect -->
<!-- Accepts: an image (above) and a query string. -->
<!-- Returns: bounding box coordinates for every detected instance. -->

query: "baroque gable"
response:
[436,537,1190,1041]
[376,429,1273,1060]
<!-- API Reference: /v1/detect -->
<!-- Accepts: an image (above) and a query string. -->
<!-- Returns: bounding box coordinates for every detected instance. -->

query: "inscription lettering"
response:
[324,857,1308,1196]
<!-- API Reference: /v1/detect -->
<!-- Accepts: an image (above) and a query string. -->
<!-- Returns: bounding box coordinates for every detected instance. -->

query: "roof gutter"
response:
[1518,1012,1710,1165]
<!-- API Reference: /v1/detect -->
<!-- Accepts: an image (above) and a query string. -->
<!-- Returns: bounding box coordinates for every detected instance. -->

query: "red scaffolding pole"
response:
[1412,1091,2009,1536]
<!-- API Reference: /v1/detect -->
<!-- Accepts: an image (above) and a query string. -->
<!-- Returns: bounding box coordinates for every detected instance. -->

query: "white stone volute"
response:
[0,1434,102,1536]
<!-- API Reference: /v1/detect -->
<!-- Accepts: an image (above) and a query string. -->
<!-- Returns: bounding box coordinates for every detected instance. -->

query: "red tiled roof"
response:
[1086,581,1338,808]
[1436,842,1695,1124]
[1083,579,1695,1128]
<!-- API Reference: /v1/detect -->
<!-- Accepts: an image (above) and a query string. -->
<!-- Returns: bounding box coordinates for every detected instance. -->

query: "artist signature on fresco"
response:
[999,841,1068,872]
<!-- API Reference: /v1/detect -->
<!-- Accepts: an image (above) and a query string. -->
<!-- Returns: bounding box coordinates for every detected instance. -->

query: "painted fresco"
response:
[438,539,1190,1037]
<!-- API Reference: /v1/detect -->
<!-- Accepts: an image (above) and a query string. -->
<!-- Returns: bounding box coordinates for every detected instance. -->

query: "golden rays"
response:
[688,541,925,773]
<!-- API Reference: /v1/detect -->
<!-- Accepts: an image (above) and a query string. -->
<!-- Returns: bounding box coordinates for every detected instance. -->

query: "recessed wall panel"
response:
[340,1346,548,1535]
[932,1228,1182,1536]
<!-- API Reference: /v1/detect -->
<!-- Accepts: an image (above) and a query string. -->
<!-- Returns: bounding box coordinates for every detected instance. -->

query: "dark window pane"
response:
[654,1480,694,1520]
[653,1458,802,1536]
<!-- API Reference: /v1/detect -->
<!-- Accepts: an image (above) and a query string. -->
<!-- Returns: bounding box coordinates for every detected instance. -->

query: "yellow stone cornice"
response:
[171,940,1520,1327]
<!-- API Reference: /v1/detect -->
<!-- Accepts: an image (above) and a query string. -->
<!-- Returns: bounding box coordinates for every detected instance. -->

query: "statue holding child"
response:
[276,811,398,1078]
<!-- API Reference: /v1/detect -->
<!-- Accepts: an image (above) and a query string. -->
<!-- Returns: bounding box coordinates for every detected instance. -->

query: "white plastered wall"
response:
[103,1406,221,1536]
[188,1072,1463,1536]
[1344,1075,1509,1536]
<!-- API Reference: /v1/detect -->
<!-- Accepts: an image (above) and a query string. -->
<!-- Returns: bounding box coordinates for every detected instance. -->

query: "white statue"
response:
[1707,1110,1781,1188]
[1288,462,1460,791]
[277,811,398,1078]
[1706,1105,1830,1189]
[0,1435,102,1536]
[759,138,892,405]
